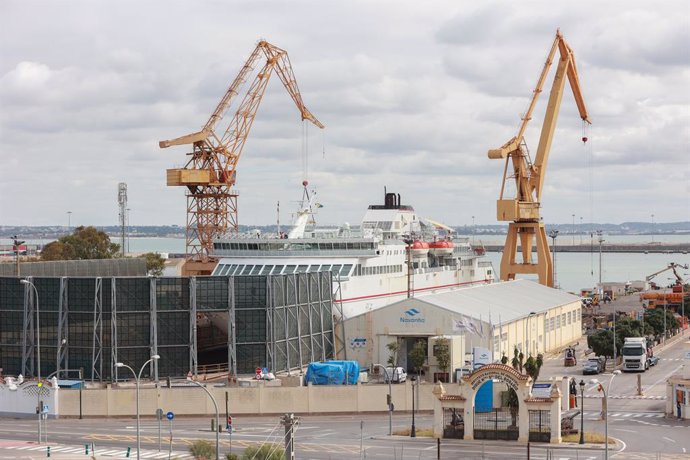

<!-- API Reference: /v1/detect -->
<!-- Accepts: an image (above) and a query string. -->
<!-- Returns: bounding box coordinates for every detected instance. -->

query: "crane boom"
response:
[646,263,689,283]
[160,40,323,275]
[488,30,590,287]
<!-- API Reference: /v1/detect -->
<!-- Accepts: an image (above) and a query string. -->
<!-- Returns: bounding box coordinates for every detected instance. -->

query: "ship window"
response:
[212,264,224,275]
[284,265,297,274]
[250,265,262,275]
[261,265,274,275]
[340,264,353,277]
[241,265,254,275]
[221,264,233,276]
[271,265,284,275]
[228,265,240,275]
[331,264,342,276]
[296,265,309,273]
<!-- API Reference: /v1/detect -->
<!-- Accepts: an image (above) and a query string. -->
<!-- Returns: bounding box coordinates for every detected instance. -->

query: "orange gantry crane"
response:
[488,30,591,287]
[160,40,324,275]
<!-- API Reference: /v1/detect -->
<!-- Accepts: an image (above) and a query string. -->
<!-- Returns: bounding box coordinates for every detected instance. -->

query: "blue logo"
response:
[401,308,425,323]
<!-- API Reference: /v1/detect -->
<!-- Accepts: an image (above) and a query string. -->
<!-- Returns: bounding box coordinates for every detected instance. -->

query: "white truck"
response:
[621,337,649,372]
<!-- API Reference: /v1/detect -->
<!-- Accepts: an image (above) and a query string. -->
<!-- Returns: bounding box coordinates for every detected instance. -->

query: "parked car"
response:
[384,366,407,383]
[582,358,603,375]
[648,355,659,367]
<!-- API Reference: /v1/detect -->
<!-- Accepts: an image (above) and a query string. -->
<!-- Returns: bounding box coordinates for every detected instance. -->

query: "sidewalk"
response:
[0,440,191,459]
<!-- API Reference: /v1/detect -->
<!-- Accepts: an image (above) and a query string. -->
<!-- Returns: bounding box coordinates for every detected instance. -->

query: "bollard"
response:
[211,418,215,432]
[47,446,50,457]
[126,446,131,457]
[85,444,89,455]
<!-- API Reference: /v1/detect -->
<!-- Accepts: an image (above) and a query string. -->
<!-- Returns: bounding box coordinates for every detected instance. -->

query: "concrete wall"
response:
[57,380,436,418]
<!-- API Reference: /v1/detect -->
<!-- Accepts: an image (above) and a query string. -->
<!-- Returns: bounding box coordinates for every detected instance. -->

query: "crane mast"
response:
[488,30,590,287]
[160,41,324,275]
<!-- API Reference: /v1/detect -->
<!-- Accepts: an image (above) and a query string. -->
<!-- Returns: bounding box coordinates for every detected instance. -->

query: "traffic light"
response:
[227,416,233,427]
[386,394,391,406]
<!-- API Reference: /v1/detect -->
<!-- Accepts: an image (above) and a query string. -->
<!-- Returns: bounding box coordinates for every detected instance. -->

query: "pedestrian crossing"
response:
[1,443,192,459]
[591,411,665,418]
[584,394,666,400]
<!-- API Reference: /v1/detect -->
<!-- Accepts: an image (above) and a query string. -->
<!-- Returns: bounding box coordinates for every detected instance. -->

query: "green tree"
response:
[506,388,519,427]
[500,352,508,365]
[142,252,166,276]
[41,226,120,261]
[409,340,427,377]
[434,338,451,378]
[644,308,679,337]
[511,347,520,371]
[524,354,544,382]
[587,329,614,364]
[386,340,400,367]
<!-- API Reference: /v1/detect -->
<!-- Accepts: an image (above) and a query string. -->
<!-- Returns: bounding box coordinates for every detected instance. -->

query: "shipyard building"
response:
[341,279,582,380]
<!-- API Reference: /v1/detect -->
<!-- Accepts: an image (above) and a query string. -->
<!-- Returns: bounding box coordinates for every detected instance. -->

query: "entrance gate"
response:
[432,363,563,444]
[474,408,519,440]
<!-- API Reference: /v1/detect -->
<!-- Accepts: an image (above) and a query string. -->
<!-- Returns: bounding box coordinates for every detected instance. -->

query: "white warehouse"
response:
[340,279,582,379]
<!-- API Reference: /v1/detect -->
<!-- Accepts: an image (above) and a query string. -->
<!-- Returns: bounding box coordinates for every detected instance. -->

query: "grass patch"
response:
[562,432,615,444]
[392,427,434,437]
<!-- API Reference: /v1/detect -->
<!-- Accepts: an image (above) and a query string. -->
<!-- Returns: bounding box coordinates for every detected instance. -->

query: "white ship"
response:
[211,190,494,319]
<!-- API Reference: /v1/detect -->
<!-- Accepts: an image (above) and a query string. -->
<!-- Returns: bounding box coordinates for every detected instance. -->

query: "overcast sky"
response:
[1,0,688,228]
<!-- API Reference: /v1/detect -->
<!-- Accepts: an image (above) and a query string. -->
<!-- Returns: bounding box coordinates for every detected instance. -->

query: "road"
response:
[0,335,688,459]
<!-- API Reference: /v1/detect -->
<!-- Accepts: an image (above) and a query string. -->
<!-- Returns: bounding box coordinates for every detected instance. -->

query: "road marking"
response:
[663,437,676,443]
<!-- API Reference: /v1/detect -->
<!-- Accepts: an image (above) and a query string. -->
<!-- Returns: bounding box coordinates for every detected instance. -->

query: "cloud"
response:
[0,0,688,229]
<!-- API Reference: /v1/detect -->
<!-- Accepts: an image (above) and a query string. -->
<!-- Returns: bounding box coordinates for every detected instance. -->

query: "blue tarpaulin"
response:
[305,360,360,385]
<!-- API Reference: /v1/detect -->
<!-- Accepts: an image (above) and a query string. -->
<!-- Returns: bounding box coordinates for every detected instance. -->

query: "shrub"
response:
[189,440,216,460]
[226,454,240,460]
[241,444,285,460]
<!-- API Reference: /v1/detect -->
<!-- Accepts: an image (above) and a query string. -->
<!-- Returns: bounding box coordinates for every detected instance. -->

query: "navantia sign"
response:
[469,368,519,393]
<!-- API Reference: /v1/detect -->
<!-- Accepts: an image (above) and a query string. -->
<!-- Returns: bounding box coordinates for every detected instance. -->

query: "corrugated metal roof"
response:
[414,279,580,323]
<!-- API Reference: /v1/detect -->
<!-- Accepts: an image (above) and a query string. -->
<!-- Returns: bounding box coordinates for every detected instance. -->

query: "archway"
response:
[432,363,563,443]
[471,367,522,441]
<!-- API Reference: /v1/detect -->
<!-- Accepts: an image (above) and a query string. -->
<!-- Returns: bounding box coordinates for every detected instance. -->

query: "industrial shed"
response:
[341,279,582,379]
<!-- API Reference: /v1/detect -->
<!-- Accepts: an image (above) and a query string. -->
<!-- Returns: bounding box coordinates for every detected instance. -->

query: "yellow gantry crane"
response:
[488,30,591,287]
[160,40,324,275]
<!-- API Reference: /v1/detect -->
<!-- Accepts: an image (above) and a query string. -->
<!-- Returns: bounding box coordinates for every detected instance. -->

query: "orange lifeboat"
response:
[429,239,454,256]
[408,240,430,258]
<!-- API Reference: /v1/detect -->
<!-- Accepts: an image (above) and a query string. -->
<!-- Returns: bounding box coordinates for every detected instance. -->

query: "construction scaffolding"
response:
[0,273,334,381]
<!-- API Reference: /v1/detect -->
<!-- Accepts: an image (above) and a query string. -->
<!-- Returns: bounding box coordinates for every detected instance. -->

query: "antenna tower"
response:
[118,183,128,257]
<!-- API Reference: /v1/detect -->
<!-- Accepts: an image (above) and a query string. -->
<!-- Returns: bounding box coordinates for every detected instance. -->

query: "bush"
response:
[226,454,240,460]
[241,444,285,460]
[189,440,216,460]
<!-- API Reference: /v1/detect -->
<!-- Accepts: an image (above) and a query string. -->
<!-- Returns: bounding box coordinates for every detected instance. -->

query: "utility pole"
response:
[118,183,128,257]
[282,413,297,460]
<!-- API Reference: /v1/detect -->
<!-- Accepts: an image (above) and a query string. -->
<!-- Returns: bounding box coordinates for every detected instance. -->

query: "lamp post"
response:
[578,380,585,444]
[579,217,583,245]
[66,211,72,231]
[20,280,42,444]
[374,364,393,436]
[549,230,559,288]
[590,370,621,460]
[187,378,220,460]
[471,216,475,245]
[13,236,25,277]
[650,214,654,244]
[572,214,575,245]
[116,355,160,460]
[410,376,417,438]
[56,338,67,379]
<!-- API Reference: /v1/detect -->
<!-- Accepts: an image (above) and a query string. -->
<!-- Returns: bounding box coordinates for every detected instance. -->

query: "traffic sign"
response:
[156,408,164,420]
[42,404,49,414]
[166,411,174,421]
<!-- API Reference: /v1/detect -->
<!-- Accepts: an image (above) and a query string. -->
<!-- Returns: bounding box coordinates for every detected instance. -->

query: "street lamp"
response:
[20,279,42,444]
[410,376,417,438]
[549,230,559,287]
[56,338,67,379]
[116,355,160,460]
[373,364,393,436]
[578,380,585,444]
[187,378,220,460]
[590,370,621,460]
